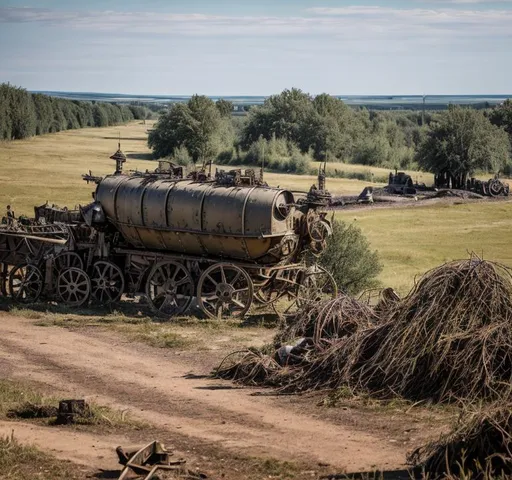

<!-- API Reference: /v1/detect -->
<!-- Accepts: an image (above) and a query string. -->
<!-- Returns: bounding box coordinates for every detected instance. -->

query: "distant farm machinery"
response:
[385,170,510,198]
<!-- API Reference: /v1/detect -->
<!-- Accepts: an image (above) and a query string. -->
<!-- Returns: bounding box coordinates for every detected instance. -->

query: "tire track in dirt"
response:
[0,313,404,472]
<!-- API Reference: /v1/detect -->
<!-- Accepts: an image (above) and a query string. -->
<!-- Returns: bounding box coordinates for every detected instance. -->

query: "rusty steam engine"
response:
[0,147,336,319]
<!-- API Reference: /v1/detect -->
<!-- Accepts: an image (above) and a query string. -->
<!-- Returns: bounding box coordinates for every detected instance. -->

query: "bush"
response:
[222,137,313,174]
[316,219,382,295]
[167,145,192,166]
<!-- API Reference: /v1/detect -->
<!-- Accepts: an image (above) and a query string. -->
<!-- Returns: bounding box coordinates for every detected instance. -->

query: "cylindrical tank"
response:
[95,175,298,263]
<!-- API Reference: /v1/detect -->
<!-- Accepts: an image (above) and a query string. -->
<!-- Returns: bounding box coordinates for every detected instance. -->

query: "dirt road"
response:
[0,313,405,476]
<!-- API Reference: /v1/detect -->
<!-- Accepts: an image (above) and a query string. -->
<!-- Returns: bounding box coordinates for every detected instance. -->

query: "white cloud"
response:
[0,5,511,40]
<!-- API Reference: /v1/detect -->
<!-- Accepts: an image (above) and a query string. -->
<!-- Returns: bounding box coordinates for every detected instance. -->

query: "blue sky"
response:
[0,0,511,95]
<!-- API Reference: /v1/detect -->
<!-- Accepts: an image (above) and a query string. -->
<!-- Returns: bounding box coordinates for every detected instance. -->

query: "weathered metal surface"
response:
[116,441,190,480]
[96,176,297,263]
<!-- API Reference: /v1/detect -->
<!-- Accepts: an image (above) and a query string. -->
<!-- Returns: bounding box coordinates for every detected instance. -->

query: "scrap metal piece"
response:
[117,441,187,480]
[55,399,90,425]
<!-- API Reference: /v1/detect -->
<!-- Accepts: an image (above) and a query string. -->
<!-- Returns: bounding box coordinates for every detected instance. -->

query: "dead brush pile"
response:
[216,294,373,387]
[215,349,287,387]
[276,294,377,345]
[410,402,512,478]
[218,258,512,402]
[343,258,512,402]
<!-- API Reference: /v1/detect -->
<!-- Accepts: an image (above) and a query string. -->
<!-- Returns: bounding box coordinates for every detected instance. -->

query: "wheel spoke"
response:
[231,299,246,309]
[233,287,249,294]
[230,271,241,286]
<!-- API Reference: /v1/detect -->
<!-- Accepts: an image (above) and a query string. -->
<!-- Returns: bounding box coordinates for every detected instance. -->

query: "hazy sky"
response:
[0,0,511,95]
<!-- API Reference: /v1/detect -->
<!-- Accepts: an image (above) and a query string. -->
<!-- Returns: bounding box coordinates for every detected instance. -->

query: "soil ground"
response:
[0,311,451,479]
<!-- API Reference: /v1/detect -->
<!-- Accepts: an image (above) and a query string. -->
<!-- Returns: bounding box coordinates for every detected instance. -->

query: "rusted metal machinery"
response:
[0,150,336,319]
[434,170,509,197]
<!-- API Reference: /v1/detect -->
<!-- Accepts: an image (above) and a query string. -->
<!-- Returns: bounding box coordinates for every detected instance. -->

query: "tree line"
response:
[149,89,512,180]
[0,83,153,141]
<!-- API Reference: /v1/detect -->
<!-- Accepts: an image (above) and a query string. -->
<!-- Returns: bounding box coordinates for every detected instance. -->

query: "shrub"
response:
[316,219,382,295]
[167,145,192,166]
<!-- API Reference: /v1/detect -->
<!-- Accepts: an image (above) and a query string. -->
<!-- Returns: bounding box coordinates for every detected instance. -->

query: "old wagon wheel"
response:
[271,265,337,318]
[145,260,194,317]
[8,264,44,304]
[488,178,504,197]
[54,252,83,274]
[90,260,125,305]
[57,267,91,307]
[297,265,337,308]
[197,263,253,320]
[1,263,9,296]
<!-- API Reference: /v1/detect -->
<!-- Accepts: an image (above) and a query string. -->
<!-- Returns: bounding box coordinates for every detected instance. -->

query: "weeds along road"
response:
[0,312,404,475]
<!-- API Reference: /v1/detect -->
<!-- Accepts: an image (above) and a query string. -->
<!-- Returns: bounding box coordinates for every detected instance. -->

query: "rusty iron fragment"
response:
[116,441,206,480]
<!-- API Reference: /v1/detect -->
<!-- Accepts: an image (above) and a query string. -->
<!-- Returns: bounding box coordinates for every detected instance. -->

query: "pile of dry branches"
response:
[410,402,512,478]
[216,294,373,388]
[276,293,377,345]
[344,258,512,402]
[218,259,512,403]
[215,349,288,387]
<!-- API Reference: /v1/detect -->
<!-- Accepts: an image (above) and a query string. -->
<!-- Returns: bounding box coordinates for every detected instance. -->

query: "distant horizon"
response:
[31,89,512,99]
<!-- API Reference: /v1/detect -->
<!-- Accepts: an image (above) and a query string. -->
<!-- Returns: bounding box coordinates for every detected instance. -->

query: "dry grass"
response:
[0,378,143,429]
[335,200,512,294]
[0,433,85,480]
[217,258,512,404]
[0,122,392,217]
[342,258,512,403]
[410,402,512,479]
[0,121,156,215]
[9,306,275,352]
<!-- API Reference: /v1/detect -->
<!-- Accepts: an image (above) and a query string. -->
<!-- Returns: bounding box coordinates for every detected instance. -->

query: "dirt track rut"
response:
[0,313,404,473]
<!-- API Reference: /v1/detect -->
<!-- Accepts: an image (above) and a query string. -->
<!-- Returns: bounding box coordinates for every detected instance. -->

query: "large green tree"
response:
[242,88,313,147]
[242,89,375,162]
[416,106,511,183]
[148,95,232,162]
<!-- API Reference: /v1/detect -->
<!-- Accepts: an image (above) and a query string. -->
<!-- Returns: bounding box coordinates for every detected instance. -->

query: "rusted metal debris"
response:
[116,441,206,480]
[55,399,90,425]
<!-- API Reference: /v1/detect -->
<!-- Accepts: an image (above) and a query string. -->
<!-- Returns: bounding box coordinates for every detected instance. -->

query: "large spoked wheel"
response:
[57,267,91,307]
[297,265,337,308]
[145,261,194,318]
[197,263,253,320]
[90,261,125,305]
[8,264,43,304]
[54,252,83,273]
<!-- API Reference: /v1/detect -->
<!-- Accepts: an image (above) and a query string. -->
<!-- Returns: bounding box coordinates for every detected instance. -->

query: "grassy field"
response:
[2,122,512,295]
[336,200,512,294]
[313,160,434,185]
[0,121,384,216]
